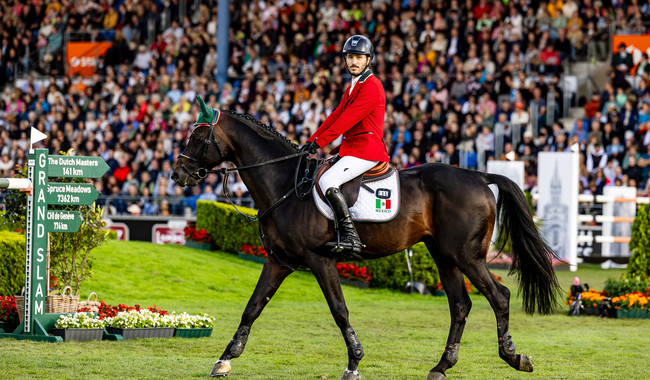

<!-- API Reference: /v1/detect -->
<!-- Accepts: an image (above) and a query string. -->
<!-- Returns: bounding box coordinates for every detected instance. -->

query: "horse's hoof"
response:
[518,354,534,372]
[340,369,360,380]
[210,360,231,377]
[426,371,446,380]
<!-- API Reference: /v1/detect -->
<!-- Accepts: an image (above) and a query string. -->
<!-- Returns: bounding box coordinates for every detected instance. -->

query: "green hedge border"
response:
[0,231,25,296]
[195,200,260,254]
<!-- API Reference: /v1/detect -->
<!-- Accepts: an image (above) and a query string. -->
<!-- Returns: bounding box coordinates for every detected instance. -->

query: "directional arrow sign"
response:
[44,210,82,233]
[47,156,109,178]
[45,183,99,205]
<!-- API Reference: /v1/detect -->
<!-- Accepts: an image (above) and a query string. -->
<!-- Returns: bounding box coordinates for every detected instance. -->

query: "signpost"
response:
[0,143,108,342]
[47,156,109,178]
[45,183,99,205]
[43,210,83,233]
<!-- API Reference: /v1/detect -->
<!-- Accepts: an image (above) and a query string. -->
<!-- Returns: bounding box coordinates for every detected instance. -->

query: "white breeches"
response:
[319,155,379,191]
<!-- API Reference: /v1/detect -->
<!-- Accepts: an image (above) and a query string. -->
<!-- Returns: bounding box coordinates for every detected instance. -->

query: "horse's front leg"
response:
[307,254,363,380]
[210,254,293,377]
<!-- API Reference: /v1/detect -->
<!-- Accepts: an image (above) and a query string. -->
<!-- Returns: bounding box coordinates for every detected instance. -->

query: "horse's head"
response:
[171,95,226,187]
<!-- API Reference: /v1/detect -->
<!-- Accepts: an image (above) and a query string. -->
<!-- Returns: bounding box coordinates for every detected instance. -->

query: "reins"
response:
[218,151,311,222]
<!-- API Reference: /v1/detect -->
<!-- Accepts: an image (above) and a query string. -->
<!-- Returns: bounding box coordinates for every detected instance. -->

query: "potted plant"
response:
[0,296,19,333]
[239,244,267,264]
[51,312,105,341]
[564,290,604,316]
[103,309,176,339]
[611,292,650,319]
[172,312,215,338]
[336,263,371,289]
[184,222,213,250]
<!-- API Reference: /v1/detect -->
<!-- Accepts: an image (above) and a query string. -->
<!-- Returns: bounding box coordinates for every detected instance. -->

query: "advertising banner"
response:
[66,42,112,77]
[538,152,579,270]
[612,35,650,70]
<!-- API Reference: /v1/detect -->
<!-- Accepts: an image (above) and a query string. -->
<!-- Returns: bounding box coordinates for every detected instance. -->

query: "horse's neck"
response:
[225,121,296,210]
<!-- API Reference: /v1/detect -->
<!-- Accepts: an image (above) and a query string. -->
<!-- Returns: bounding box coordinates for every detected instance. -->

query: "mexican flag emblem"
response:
[376,199,391,210]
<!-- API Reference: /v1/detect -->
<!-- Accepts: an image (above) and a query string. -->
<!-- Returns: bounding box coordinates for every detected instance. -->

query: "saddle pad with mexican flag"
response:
[313,170,400,222]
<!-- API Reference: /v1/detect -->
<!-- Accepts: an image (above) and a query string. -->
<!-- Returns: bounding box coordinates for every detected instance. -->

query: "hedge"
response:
[365,243,440,291]
[628,203,650,279]
[0,231,25,296]
[0,211,21,233]
[196,200,260,254]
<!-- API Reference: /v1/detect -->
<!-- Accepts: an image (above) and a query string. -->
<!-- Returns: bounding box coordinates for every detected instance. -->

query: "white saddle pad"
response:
[313,171,400,222]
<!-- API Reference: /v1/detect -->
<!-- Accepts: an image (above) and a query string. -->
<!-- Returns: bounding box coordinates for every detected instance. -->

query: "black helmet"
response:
[342,35,373,58]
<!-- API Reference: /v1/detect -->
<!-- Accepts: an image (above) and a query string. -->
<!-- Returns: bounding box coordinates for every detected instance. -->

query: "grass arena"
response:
[1,240,648,379]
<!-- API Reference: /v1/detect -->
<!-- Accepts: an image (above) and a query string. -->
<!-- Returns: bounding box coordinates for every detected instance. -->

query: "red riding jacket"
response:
[308,70,390,162]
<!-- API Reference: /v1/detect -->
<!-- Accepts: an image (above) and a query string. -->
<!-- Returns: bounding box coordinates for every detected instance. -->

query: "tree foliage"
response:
[628,204,650,279]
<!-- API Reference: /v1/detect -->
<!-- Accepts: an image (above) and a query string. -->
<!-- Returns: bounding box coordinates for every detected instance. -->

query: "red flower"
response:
[0,296,19,324]
[184,222,213,244]
[94,300,168,319]
[336,263,372,283]
[240,244,268,257]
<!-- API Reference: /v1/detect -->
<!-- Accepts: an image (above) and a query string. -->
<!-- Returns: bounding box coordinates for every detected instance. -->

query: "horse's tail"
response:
[483,173,561,315]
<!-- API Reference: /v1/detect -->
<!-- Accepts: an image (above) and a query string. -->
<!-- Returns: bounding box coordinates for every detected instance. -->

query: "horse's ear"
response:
[195,95,213,124]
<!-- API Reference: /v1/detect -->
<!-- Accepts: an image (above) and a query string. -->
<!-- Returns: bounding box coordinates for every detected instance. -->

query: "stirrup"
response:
[325,232,364,261]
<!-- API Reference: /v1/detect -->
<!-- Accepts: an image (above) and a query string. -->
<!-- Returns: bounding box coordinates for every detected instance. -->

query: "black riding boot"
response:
[325,187,364,260]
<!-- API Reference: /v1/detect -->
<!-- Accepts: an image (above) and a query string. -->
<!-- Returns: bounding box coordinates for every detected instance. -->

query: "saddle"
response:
[314,156,394,206]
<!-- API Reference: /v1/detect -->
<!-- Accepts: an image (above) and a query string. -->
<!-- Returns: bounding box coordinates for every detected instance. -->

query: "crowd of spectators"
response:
[1,0,650,217]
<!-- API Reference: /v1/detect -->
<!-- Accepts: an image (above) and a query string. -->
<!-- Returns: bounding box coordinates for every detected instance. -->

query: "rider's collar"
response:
[357,69,373,82]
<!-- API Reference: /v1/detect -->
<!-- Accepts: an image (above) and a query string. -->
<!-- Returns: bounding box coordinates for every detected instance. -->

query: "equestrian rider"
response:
[300,35,390,258]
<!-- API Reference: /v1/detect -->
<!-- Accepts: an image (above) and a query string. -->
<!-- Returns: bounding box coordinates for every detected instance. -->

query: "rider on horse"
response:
[300,35,390,258]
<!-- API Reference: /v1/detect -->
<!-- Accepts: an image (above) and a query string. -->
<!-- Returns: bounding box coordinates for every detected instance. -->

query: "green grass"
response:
[1,240,648,379]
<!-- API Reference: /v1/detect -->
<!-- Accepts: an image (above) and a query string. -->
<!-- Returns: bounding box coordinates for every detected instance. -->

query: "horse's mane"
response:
[222,109,298,150]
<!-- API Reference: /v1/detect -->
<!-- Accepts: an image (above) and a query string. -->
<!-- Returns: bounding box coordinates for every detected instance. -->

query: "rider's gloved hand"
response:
[299,141,319,155]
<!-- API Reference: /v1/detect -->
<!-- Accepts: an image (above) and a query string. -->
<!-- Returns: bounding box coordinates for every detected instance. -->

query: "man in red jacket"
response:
[300,35,390,257]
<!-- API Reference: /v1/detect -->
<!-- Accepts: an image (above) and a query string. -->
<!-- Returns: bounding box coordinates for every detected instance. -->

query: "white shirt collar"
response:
[349,74,362,95]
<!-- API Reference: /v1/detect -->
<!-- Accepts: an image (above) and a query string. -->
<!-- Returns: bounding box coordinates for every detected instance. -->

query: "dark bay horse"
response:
[171,100,561,380]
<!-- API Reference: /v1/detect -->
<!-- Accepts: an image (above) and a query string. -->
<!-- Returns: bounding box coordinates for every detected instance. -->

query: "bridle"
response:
[176,109,313,221]
[178,109,226,181]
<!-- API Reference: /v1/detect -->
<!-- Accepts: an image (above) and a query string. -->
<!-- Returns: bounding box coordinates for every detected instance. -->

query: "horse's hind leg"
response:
[457,261,534,372]
[425,250,472,380]
[210,254,293,377]
[306,254,363,380]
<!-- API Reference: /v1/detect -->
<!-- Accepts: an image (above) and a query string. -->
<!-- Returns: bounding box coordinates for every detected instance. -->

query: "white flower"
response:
[54,312,105,329]
[170,312,214,328]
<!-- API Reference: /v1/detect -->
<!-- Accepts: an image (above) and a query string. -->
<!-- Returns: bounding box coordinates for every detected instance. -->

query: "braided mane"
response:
[222,109,298,150]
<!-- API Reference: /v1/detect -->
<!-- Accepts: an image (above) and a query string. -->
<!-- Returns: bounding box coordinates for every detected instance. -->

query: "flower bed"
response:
[52,311,107,341]
[336,263,371,284]
[184,222,213,249]
[0,296,19,332]
[104,310,214,339]
[566,287,650,318]
[240,244,267,257]
[51,300,215,340]
[239,244,268,264]
[173,313,214,338]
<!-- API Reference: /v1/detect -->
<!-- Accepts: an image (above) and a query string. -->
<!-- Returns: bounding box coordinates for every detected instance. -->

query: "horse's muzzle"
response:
[171,168,197,187]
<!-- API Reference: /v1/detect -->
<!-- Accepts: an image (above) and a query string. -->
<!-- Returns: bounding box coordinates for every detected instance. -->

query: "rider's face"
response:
[345,54,369,76]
